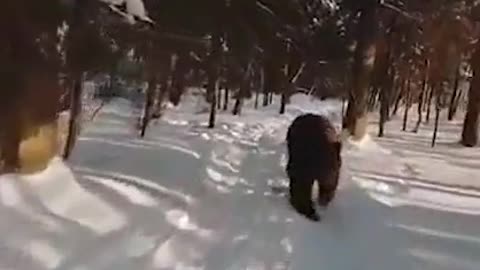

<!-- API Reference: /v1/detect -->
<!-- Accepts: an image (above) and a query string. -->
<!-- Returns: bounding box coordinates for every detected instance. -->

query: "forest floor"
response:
[0,91,479,270]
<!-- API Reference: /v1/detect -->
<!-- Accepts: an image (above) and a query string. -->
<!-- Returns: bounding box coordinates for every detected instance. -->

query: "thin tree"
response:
[402,68,412,131]
[413,59,429,133]
[461,46,480,147]
[207,33,222,129]
[448,61,462,121]
[140,77,157,137]
[431,85,442,147]
[63,77,83,158]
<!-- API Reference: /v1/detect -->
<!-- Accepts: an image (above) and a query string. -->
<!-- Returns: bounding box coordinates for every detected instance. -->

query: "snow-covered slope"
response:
[1,92,479,270]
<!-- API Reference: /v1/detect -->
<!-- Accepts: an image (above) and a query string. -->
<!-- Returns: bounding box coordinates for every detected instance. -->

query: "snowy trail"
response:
[1,93,480,270]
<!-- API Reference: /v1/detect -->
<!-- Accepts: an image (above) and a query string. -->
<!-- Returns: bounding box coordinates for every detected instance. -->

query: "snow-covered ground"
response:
[1,92,479,270]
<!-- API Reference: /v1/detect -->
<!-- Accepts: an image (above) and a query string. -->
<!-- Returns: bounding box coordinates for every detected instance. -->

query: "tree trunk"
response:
[461,69,480,146]
[368,87,379,112]
[254,91,259,109]
[217,86,222,110]
[432,94,441,147]
[152,74,168,120]
[426,85,434,123]
[63,75,83,159]
[207,63,220,128]
[379,87,388,137]
[0,105,20,173]
[232,95,243,115]
[208,87,217,128]
[448,62,461,121]
[392,77,405,117]
[140,78,156,137]
[402,72,412,131]
[223,87,229,111]
[279,54,288,115]
[414,61,429,133]
[207,33,221,128]
[279,93,287,114]
[263,92,269,107]
[233,61,253,115]
[269,92,273,104]
[344,6,378,140]
[379,68,394,137]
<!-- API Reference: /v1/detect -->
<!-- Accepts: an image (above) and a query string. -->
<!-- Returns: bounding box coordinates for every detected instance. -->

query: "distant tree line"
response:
[1,0,480,173]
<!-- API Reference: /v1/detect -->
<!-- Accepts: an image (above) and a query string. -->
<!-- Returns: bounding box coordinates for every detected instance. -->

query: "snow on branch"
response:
[379,0,421,22]
[99,0,154,25]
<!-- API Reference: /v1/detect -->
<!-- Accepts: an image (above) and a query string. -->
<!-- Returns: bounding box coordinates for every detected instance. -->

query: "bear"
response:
[286,113,342,221]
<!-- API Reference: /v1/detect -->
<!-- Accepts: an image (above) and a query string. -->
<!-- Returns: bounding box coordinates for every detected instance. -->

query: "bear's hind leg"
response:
[289,176,319,221]
[317,171,339,207]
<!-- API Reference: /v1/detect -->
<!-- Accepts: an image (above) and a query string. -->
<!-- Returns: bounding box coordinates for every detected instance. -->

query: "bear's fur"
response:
[286,113,342,221]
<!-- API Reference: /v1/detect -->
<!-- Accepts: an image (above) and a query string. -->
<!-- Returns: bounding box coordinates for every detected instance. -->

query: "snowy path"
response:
[1,94,479,270]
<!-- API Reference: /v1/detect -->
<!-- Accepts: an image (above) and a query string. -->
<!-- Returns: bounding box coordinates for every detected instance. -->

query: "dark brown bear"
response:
[286,113,342,221]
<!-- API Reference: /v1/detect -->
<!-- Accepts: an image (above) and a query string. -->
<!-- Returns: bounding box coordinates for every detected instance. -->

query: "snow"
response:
[101,0,153,24]
[1,91,480,269]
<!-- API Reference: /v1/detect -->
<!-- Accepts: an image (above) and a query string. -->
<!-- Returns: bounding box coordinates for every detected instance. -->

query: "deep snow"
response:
[1,91,479,270]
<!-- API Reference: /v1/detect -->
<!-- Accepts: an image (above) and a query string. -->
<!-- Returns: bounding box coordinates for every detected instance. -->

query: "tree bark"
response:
[63,75,83,159]
[223,87,229,111]
[263,92,269,107]
[0,105,20,173]
[432,94,441,147]
[207,33,221,128]
[414,60,429,133]
[140,77,156,137]
[232,95,243,115]
[368,87,379,112]
[233,61,253,116]
[448,62,461,121]
[426,84,434,123]
[379,66,394,137]
[402,71,412,131]
[344,6,378,140]
[217,86,222,110]
[379,89,388,137]
[461,61,480,147]
[208,86,217,128]
[392,77,405,117]
[279,93,287,114]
